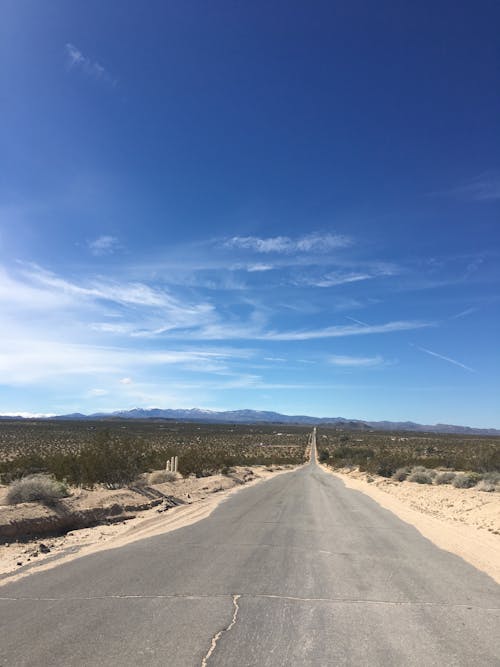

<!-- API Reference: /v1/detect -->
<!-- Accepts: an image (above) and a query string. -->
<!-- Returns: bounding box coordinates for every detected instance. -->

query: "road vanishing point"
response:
[1,429,499,666]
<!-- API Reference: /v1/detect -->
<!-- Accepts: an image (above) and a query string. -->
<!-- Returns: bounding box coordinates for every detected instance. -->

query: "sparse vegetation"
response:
[317,428,500,478]
[6,474,69,505]
[0,420,308,488]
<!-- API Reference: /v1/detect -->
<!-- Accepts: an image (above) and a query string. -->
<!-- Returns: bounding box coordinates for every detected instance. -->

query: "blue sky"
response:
[1,1,499,426]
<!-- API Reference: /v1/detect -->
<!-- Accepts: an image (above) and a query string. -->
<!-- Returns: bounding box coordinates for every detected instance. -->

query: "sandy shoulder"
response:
[0,465,296,586]
[322,465,500,585]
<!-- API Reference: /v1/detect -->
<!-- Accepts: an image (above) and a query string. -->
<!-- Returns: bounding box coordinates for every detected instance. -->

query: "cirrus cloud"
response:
[224,232,351,254]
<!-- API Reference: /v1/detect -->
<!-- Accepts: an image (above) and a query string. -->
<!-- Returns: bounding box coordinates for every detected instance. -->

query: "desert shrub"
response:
[452,472,482,489]
[329,446,375,470]
[319,449,330,462]
[6,474,69,505]
[477,480,497,492]
[392,467,410,482]
[408,470,433,484]
[435,471,456,485]
[483,471,500,485]
[149,470,177,484]
[75,431,152,488]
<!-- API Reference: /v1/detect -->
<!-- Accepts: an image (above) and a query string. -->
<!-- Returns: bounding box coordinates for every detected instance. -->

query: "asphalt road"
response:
[1,430,499,666]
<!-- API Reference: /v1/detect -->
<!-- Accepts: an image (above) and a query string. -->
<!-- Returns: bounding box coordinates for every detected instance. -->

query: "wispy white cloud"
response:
[194,319,431,342]
[88,388,108,396]
[65,43,116,85]
[0,412,56,418]
[19,264,215,332]
[454,172,500,202]
[298,264,397,288]
[450,307,478,320]
[413,344,476,372]
[329,354,384,367]
[246,263,274,272]
[257,320,430,342]
[345,316,371,327]
[225,232,351,254]
[0,337,252,385]
[302,272,372,287]
[88,235,120,256]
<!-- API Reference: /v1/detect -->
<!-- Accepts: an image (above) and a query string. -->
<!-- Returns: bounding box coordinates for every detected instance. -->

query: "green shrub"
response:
[319,449,330,462]
[6,474,69,505]
[408,470,433,484]
[435,471,456,485]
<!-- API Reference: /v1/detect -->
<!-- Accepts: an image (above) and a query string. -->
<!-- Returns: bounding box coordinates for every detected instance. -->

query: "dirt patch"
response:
[323,465,500,584]
[0,465,295,585]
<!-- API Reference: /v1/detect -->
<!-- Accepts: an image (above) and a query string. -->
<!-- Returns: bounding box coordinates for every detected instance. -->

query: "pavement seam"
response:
[0,593,498,611]
[200,594,240,666]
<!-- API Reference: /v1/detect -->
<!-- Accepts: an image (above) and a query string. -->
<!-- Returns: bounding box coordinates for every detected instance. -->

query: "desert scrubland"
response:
[2,421,499,584]
[0,420,308,582]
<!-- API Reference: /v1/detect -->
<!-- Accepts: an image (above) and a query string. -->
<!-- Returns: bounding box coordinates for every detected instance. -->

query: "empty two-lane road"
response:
[1,431,499,666]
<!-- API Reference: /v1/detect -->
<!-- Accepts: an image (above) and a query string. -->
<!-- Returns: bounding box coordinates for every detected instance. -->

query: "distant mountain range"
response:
[1,407,499,435]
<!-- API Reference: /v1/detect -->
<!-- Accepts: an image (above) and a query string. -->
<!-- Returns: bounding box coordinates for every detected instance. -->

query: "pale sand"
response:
[323,465,500,585]
[0,465,296,586]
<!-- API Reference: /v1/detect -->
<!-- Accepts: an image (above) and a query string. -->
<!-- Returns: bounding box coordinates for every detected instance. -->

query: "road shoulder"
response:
[321,464,500,585]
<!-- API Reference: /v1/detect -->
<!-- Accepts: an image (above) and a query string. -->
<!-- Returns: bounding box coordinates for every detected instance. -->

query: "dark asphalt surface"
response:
[1,430,499,666]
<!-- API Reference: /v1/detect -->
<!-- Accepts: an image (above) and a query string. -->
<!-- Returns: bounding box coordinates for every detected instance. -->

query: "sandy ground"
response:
[0,465,295,586]
[323,465,500,585]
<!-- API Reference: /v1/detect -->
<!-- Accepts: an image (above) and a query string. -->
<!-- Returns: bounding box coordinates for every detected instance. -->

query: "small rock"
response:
[39,543,51,554]
[17,561,23,566]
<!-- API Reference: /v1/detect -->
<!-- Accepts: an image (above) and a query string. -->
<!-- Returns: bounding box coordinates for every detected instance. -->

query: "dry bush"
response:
[408,470,433,484]
[452,472,482,488]
[477,480,497,492]
[6,474,69,505]
[149,470,177,484]
[435,471,456,485]
[392,467,410,482]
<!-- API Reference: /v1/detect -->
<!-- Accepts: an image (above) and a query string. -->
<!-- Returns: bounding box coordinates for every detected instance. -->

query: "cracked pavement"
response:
[1,432,499,665]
